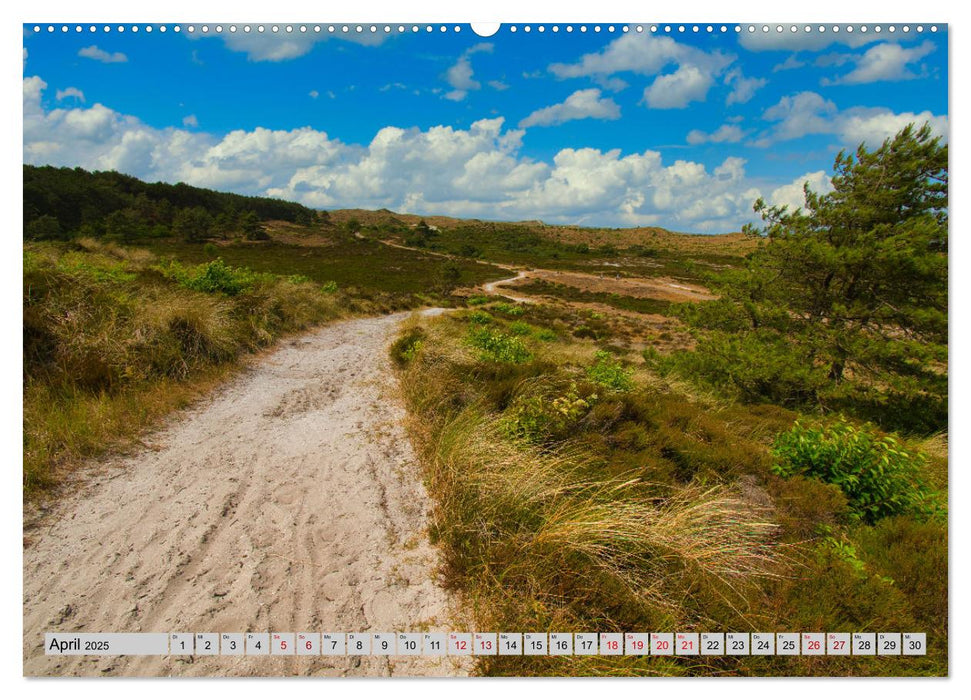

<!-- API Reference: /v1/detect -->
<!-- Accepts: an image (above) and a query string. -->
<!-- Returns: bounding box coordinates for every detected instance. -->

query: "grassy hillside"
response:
[391,302,947,677]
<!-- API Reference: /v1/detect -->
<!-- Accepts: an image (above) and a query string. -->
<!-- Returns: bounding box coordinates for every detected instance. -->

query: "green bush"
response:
[501,382,596,444]
[586,350,634,392]
[390,327,426,368]
[465,309,494,325]
[771,419,942,523]
[321,280,339,294]
[467,327,532,364]
[161,258,259,296]
[535,328,557,342]
[509,321,531,336]
[491,301,525,317]
[467,294,490,306]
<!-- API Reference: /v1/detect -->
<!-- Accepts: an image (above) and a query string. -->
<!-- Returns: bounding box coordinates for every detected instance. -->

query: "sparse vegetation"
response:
[23,239,352,495]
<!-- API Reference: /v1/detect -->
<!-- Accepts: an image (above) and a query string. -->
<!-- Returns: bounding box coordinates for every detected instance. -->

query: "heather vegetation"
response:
[23,125,948,676]
[390,126,947,676]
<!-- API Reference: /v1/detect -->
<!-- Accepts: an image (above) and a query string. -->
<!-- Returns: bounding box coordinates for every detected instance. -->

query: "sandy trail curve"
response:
[23,312,470,677]
[481,271,534,304]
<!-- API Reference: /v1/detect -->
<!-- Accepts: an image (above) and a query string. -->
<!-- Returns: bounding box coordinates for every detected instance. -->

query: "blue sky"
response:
[23,23,948,232]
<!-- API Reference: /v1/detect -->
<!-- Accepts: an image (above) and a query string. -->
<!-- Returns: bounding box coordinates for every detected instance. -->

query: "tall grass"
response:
[23,240,351,496]
[395,319,787,674]
[393,310,947,676]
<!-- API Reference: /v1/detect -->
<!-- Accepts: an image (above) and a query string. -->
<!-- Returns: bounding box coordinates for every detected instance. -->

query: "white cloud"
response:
[757,90,948,148]
[488,79,509,91]
[55,87,85,102]
[23,74,771,232]
[549,33,733,109]
[518,89,620,128]
[823,40,935,85]
[759,91,838,143]
[308,90,319,99]
[642,65,712,109]
[78,45,127,63]
[838,108,949,148]
[739,29,909,53]
[192,29,388,62]
[182,114,199,128]
[772,55,806,72]
[443,43,493,101]
[769,171,833,211]
[686,124,746,145]
[724,68,767,106]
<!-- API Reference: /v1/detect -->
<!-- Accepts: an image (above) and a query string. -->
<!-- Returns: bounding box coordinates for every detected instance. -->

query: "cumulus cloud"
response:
[549,33,733,109]
[773,55,806,72]
[189,28,388,62]
[724,68,767,106]
[769,171,834,211]
[686,124,746,145]
[23,73,772,232]
[739,29,910,53]
[518,89,620,128]
[78,45,128,63]
[55,87,85,102]
[823,40,935,85]
[182,114,199,128]
[756,90,948,147]
[443,43,493,101]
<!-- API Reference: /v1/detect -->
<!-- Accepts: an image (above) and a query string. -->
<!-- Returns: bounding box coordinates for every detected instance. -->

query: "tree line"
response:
[23,165,321,242]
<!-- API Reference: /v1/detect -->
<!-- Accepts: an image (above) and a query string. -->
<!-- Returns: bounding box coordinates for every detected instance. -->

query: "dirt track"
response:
[23,311,469,677]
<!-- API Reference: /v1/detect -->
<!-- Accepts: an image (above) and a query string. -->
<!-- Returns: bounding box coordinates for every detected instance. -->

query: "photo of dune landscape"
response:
[22,21,948,678]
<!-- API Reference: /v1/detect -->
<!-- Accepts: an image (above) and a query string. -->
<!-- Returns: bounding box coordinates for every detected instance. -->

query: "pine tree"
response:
[673,124,947,431]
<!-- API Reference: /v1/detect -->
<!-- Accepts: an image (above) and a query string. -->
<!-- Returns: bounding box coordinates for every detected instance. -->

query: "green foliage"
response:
[24,241,346,494]
[173,206,215,243]
[655,330,827,405]
[586,350,634,392]
[162,258,259,296]
[508,321,531,336]
[467,294,490,306]
[771,419,942,523]
[390,327,427,368]
[25,214,63,240]
[466,326,533,364]
[671,125,947,433]
[239,210,269,241]
[23,164,315,237]
[500,382,596,444]
[465,309,493,325]
[535,328,557,342]
[435,260,463,294]
[490,301,525,317]
[320,280,339,294]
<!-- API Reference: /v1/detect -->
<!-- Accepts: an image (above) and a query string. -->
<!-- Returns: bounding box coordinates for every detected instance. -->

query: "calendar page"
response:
[22,10,949,681]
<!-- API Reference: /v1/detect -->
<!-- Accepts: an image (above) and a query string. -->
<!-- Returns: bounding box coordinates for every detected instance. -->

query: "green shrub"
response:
[465,309,494,325]
[321,280,339,294]
[491,301,524,317]
[467,326,533,364]
[655,330,827,406]
[467,294,490,306]
[161,258,259,296]
[586,350,634,392]
[535,328,557,342]
[771,419,942,523]
[509,321,531,336]
[500,382,596,444]
[390,327,426,368]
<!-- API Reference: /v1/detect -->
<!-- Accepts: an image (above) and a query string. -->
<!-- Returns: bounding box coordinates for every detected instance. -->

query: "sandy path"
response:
[482,271,534,304]
[23,312,470,677]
